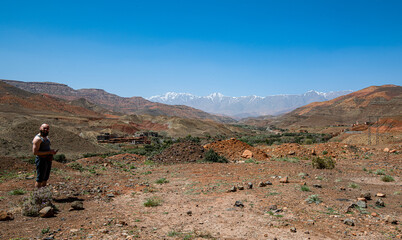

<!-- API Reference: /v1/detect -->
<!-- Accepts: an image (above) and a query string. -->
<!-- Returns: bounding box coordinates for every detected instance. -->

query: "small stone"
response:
[344,219,355,226]
[383,148,390,152]
[258,182,266,187]
[25,175,34,180]
[288,151,296,155]
[311,149,316,155]
[376,198,385,207]
[107,194,115,198]
[116,224,123,227]
[187,211,192,216]
[71,201,84,210]
[371,212,378,217]
[376,193,386,198]
[238,185,244,190]
[279,176,289,183]
[360,192,372,200]
[242,150,253,159]
[229,186,237,192]
[0,211,13,221]
[357,198,367,202]
[384,215,398,224]
[340,187,346,191]
[389,149,397,153]
[247,182,253,189]
[290,227,297,232]
[234,201,244,208]
[269,205,277,210]
[356,200,367,208]
[265,181,273,185]
[99,229,109,234]
[305,231,310,234]
[313,184,322,188]
[307,219,315,225]
[70,229,79,233]
[39,206,54,218]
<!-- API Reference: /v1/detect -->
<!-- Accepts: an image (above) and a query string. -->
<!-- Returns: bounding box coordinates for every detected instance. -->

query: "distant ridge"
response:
[149,90,353,118]
[275,84,402,127]
[1,79,234,123]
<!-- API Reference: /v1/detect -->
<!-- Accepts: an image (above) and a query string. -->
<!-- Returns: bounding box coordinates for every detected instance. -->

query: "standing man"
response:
[32,123,58,188]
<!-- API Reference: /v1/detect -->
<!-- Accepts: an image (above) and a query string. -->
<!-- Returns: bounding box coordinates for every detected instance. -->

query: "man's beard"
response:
[40,130,49,137]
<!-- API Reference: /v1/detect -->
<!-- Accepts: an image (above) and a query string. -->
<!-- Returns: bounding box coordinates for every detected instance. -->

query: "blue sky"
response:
[0,0,401,98]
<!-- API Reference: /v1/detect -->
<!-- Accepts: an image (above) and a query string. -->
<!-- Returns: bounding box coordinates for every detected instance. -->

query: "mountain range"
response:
[1,79,234,123]
[149,90,353,118]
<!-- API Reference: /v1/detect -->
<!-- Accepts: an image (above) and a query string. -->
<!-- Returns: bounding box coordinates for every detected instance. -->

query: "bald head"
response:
[39,124,50,137]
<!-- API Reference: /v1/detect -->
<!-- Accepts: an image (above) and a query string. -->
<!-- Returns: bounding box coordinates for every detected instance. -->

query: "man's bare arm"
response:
[32,137,57,156]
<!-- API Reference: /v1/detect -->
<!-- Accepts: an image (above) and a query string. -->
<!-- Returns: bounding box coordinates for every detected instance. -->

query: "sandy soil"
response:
[0,143,401,240]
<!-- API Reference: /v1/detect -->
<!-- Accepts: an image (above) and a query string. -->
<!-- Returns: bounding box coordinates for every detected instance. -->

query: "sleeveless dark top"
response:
[36,134,51,159]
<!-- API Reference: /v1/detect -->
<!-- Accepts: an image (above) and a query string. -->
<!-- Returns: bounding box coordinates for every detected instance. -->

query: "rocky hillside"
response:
[1,80,234,123]
[0,81,103,117]
[275,84,402,127]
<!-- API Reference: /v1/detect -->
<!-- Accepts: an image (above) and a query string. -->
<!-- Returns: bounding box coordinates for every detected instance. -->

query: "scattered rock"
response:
[288,151,296,156]
[187,211,192,216]
[71,201,84,210]
[106,194,115,198]
[269,205,277,210]
[99,229,109,234]
[344,219,355,226]
[371,212,378,217]
[313,184,322,188]
[0,211,13,221]
[237,185,244,190]
[234,201,244,208]
[311,149,316,155]
[247,182,253,189]
[265,181,273,185]
[375,198,385,207]
[356,200,367,208]
[279,176,289,183]
[389,149,397,153]
[384,215,398,224]
[290,227,297,232]
[39,206,54,218]
[229,186,237,192]
[357,198,367,202]
[360,192,371,200]
[376,193,386,198]
[241,150,253,159]
[258,182,267,187]
[345,203,358,213]
[383,148,390,152]
[307,219,315,225]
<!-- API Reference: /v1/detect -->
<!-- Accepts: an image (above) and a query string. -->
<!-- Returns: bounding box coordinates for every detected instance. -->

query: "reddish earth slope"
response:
[276,85,402,127]
[0,81,103,117]
[2,80,234,123]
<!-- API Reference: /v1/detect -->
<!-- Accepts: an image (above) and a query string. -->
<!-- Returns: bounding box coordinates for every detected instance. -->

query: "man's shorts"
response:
[35,156,52,182]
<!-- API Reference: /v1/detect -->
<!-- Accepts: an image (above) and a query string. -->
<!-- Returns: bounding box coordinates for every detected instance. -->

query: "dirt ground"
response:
[0,143,401,240]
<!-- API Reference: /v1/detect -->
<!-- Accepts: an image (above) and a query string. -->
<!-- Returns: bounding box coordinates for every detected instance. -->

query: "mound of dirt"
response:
[266,142,361,159]
[151,142,205,163]
[203,138,269,162]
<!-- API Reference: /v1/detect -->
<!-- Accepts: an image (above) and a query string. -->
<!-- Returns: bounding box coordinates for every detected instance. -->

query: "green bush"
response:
[311,157,335,169]
[68,162,84,172]
[203,149,228,163]
[300,185,311,192]
[381,175,394,182]
[144,196,162,207]
[22,186,53,217]
[374,169,386,175]
[306,194,322,204]
[155,178,169,184]
[9,188,26,195]
[54,154,67,163]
